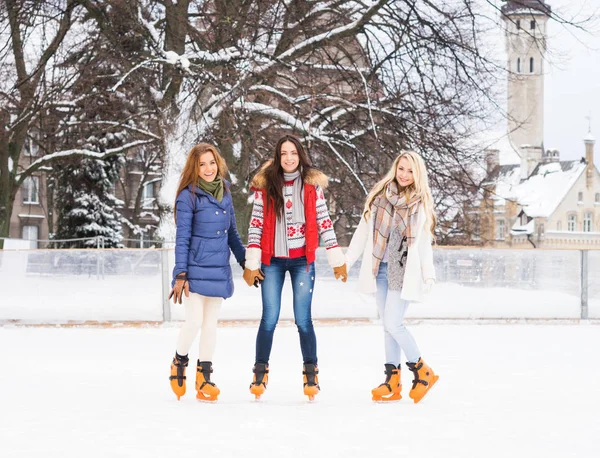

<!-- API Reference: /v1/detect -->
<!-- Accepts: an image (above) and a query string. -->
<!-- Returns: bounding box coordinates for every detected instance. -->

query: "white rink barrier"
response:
[0,247,597,323]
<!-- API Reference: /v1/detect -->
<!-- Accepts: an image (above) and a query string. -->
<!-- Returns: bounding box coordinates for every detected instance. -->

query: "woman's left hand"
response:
[333,264,348,283]
[423,278,435,294]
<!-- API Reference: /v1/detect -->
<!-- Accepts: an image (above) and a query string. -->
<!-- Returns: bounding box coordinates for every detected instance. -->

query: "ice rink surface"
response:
[1,322,599,458]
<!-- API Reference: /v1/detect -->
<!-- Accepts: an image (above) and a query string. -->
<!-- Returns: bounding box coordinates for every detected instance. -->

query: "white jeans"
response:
[375,262,421,366]
[176,292,222,362]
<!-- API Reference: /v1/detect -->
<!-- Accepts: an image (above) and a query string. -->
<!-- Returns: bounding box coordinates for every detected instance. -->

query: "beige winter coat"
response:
[345,204,436,302]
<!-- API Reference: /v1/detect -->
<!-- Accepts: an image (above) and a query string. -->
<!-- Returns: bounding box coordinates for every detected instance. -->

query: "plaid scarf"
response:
[372,182,421,277]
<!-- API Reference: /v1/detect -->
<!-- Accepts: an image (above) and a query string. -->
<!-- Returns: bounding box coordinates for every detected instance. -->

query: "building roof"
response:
[493,160,587,218]
[500,0,552,16]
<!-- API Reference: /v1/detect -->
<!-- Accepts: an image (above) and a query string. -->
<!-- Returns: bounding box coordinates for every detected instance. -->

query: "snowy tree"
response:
[75,0,510,243]
[0,0,157,246]
[53,3,166,245]
[51,155,125,248]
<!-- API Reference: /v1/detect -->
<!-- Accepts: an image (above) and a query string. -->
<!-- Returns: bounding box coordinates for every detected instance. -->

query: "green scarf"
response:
[197,176,224,202]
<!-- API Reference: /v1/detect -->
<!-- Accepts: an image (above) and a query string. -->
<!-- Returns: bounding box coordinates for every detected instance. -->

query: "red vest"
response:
[259,184,319,266]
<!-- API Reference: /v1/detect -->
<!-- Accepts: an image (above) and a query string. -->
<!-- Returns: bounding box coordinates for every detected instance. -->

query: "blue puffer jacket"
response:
[172,183,245,299]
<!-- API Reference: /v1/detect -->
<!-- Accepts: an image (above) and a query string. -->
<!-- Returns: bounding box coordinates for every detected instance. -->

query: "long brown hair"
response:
[174,143,228,221]
[264,135,312,217]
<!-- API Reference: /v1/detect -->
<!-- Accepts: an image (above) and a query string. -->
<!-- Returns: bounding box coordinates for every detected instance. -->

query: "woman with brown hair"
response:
[168,143,245,402]
[243,135,347,401]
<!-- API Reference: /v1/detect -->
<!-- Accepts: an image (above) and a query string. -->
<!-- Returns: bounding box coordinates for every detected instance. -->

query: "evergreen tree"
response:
[51,154,125,248]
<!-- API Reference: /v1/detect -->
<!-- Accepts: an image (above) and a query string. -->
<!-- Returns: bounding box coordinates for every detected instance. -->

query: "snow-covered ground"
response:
[1,322,599,458]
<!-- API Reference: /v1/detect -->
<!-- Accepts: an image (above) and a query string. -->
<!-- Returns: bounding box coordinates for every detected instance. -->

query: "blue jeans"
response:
[375,262,421,366]
[256,256,317,364]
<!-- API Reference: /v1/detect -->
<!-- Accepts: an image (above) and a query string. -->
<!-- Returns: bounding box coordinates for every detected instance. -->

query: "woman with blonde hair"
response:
[168,143,245,402]
[345,151,439,403]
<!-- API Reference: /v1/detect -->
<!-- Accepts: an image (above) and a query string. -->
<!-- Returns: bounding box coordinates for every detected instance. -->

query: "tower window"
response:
[595,192,599,203]
[530,57,534,73]
[517,58,521,73]
[516,19,521,30]
[530,20,535,30]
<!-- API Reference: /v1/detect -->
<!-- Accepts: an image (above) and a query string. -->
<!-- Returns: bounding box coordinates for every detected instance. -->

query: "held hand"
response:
[243,268,265,287]
[333,264,348,283]
[168,276,189,304]
[423,278,435,294]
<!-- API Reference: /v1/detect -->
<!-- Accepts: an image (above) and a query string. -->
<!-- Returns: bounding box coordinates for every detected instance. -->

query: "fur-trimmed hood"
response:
[250,160,328,190]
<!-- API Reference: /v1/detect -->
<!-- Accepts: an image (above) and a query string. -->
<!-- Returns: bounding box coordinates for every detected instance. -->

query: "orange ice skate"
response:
[303,364,320,401]
[406,358,439,404]
[169,353,189,400]
[249,363,269,400]
[372,364,402,402]
[196,361,220,402]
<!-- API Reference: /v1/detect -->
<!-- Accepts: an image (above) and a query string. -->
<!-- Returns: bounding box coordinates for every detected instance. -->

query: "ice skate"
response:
[372,363,402,402]
[303,363,320,401]
[195,361,220,402]
[249,363,269,400]
[169,353,189,400]
[406,358,439,404]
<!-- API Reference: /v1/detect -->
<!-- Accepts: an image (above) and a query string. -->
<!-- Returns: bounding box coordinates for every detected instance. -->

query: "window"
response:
[530,20,535,30]
[520,213,528,226]
[583,212,592,232]
[24,129,40,157]
[22,176,39,204]
[22,225,39,248]
[471,214,481,241]
[530,57,534,73]
[496,220,505,240]
[557,221,562,231]
[517,58,521,73]
[516,19,521,30]
[595,193,599,203]
[568,214,576,232]
[578,192,583,203]
[142,182,154,209]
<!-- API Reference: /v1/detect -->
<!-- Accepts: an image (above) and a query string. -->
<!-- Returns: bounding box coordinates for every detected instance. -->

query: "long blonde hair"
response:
[174,143,229,221]
[363,151,436,235]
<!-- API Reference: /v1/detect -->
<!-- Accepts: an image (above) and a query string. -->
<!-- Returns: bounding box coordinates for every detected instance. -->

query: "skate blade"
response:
[196,392,218,402]
[372,394,402,403]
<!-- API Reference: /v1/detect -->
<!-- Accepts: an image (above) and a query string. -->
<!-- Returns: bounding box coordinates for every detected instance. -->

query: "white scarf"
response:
[274,170,305,257]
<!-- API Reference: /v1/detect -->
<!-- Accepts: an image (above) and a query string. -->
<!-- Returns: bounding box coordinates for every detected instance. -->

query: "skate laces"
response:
[197,363,216,388]
[252,364,269,386]
[407,361,429,389]
[303,365,319,387]
[378,365,397,391]
[169,357,188,384]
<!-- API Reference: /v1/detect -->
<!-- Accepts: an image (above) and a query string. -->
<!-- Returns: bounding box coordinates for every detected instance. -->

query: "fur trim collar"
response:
[250,160,328,190]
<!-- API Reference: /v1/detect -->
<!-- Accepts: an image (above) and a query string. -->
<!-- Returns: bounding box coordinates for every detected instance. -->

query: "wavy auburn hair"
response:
[174,143,228,221]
